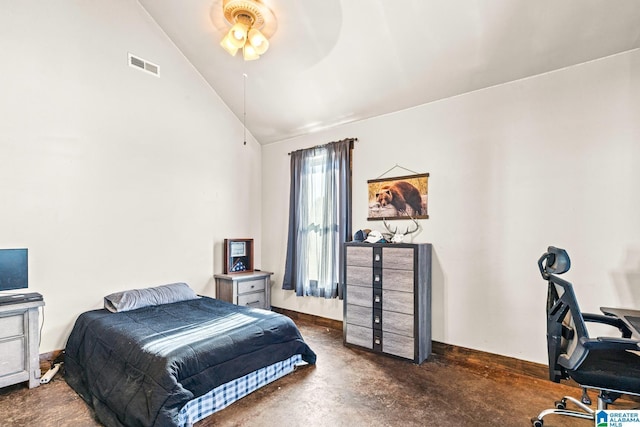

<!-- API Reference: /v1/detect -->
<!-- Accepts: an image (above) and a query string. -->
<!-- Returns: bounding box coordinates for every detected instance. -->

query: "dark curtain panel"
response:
[282,138,353,298]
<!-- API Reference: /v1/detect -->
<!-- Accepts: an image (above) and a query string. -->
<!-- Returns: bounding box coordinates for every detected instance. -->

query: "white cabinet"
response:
[0,299,45,389]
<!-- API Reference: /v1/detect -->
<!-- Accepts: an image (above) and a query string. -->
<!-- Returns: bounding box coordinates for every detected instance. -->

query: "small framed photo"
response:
[224,239,254,274]
[230,241,246,257]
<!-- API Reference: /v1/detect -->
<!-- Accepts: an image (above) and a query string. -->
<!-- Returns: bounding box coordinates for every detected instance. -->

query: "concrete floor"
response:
[0,318,632,427]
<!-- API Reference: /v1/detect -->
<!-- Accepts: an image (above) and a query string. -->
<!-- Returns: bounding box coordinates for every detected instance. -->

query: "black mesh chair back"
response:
[532,246,640,427]
[538,247,588,382]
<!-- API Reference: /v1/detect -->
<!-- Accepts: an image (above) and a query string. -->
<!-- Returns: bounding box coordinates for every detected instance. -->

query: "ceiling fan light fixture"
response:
[220,34,239,56]
[243,43,260,61]
[229,21,249,47]
[247,28,269,55]
[219,0,276,60]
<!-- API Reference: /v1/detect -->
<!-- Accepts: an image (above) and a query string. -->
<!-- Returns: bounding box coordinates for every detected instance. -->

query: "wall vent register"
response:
[128,53,160,77]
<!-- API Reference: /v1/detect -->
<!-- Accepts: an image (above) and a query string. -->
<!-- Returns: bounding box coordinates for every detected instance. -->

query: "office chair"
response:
[532,246,640,427]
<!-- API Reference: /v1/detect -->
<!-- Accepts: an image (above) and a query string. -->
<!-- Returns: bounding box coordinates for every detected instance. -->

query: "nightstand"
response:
[214,271,273,310]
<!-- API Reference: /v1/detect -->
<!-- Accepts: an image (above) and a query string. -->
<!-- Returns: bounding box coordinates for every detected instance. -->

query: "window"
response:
[282,139,353,298]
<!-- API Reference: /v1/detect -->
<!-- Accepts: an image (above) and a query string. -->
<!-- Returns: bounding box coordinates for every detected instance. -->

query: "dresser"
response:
[214,271,273,310]
[0,299,45,389]
[343,242,432,364]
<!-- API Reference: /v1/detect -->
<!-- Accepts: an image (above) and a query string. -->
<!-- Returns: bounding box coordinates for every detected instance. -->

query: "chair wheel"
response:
[554,400,566,410]
[531,418,543,427]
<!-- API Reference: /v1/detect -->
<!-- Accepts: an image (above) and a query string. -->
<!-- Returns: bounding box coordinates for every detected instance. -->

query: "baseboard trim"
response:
[431,341,549,381]
[39,349,64,374]
[271,306,343,331]
[271,307,549,381]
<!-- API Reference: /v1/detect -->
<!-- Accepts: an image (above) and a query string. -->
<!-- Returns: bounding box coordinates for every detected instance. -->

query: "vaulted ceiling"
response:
[138,0,640,145]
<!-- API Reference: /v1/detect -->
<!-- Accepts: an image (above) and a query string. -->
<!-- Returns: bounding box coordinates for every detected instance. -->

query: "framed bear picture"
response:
[367,173,429,220]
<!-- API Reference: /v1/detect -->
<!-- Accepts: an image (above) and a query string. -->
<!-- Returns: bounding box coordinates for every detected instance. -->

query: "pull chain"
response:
[243,73,247,145]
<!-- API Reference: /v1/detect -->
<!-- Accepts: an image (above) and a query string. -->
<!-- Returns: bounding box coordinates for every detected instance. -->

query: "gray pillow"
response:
[104,282,199,313]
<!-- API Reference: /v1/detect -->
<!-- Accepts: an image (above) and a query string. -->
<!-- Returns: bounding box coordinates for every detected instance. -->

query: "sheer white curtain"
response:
[282,139,353,298]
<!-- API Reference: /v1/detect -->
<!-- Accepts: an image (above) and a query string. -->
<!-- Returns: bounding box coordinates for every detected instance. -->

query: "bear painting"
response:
[376,181,423,215]
[368,174,429,220]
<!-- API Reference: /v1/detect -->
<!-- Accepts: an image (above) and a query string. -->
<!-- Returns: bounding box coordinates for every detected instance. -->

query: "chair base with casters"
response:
[531,387,639,426]
[533,246,640,427]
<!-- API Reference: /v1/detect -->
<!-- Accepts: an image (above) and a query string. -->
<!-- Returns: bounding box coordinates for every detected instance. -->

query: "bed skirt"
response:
[177,354,304,426]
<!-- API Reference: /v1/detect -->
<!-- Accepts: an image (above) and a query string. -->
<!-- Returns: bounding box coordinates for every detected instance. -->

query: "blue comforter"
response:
[65,296,316,427]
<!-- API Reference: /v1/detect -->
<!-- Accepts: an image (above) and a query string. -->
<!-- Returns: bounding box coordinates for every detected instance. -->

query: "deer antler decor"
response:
[382,216,420,243]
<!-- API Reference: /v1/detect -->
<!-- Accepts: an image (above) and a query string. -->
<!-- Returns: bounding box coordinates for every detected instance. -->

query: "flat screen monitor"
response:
[0,248,28,291]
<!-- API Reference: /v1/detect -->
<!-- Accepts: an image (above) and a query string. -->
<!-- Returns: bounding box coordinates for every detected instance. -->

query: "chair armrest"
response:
[583,312,633,338]
[581,336,640,351]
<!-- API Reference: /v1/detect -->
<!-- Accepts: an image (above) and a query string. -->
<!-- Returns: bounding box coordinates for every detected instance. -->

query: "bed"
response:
[64,283,316,427]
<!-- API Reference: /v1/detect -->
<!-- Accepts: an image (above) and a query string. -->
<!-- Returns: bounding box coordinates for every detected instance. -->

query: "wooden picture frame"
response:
[223,238,254,274]
[367,173,429,220]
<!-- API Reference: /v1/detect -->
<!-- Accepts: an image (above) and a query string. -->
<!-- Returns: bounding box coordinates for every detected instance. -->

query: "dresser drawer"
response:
[0,336,25,377]
[346,266,373,286]
[0,314,24,339]
[346,304,372,328]
[345,324,373,349]
[381,269,414,293]
[382,310,414,337]
[346,285,372,308]
[383,331,414,360]
[382,247,414,270]
[346,246,372,267]
[382,289,414,315]
[237,279,265,295]
[237,292,265,308]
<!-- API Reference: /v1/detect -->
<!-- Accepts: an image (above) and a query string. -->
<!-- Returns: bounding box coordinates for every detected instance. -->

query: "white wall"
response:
[0,1,262,352]
[262,49,640,364]
[3,1,637,366]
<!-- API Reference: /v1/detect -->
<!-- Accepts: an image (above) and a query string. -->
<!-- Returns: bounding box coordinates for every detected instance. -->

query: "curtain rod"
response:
[288,137,358,155]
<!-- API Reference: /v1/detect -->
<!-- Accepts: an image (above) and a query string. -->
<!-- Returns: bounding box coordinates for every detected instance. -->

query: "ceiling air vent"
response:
[128,53,160,77]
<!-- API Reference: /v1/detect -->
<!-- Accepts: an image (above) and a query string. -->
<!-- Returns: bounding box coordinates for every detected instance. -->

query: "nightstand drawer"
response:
[237,279,265,295]
[237,292,265,308]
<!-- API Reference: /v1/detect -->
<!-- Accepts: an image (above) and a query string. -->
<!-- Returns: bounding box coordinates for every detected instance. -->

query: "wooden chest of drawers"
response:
[343,243,432,364]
